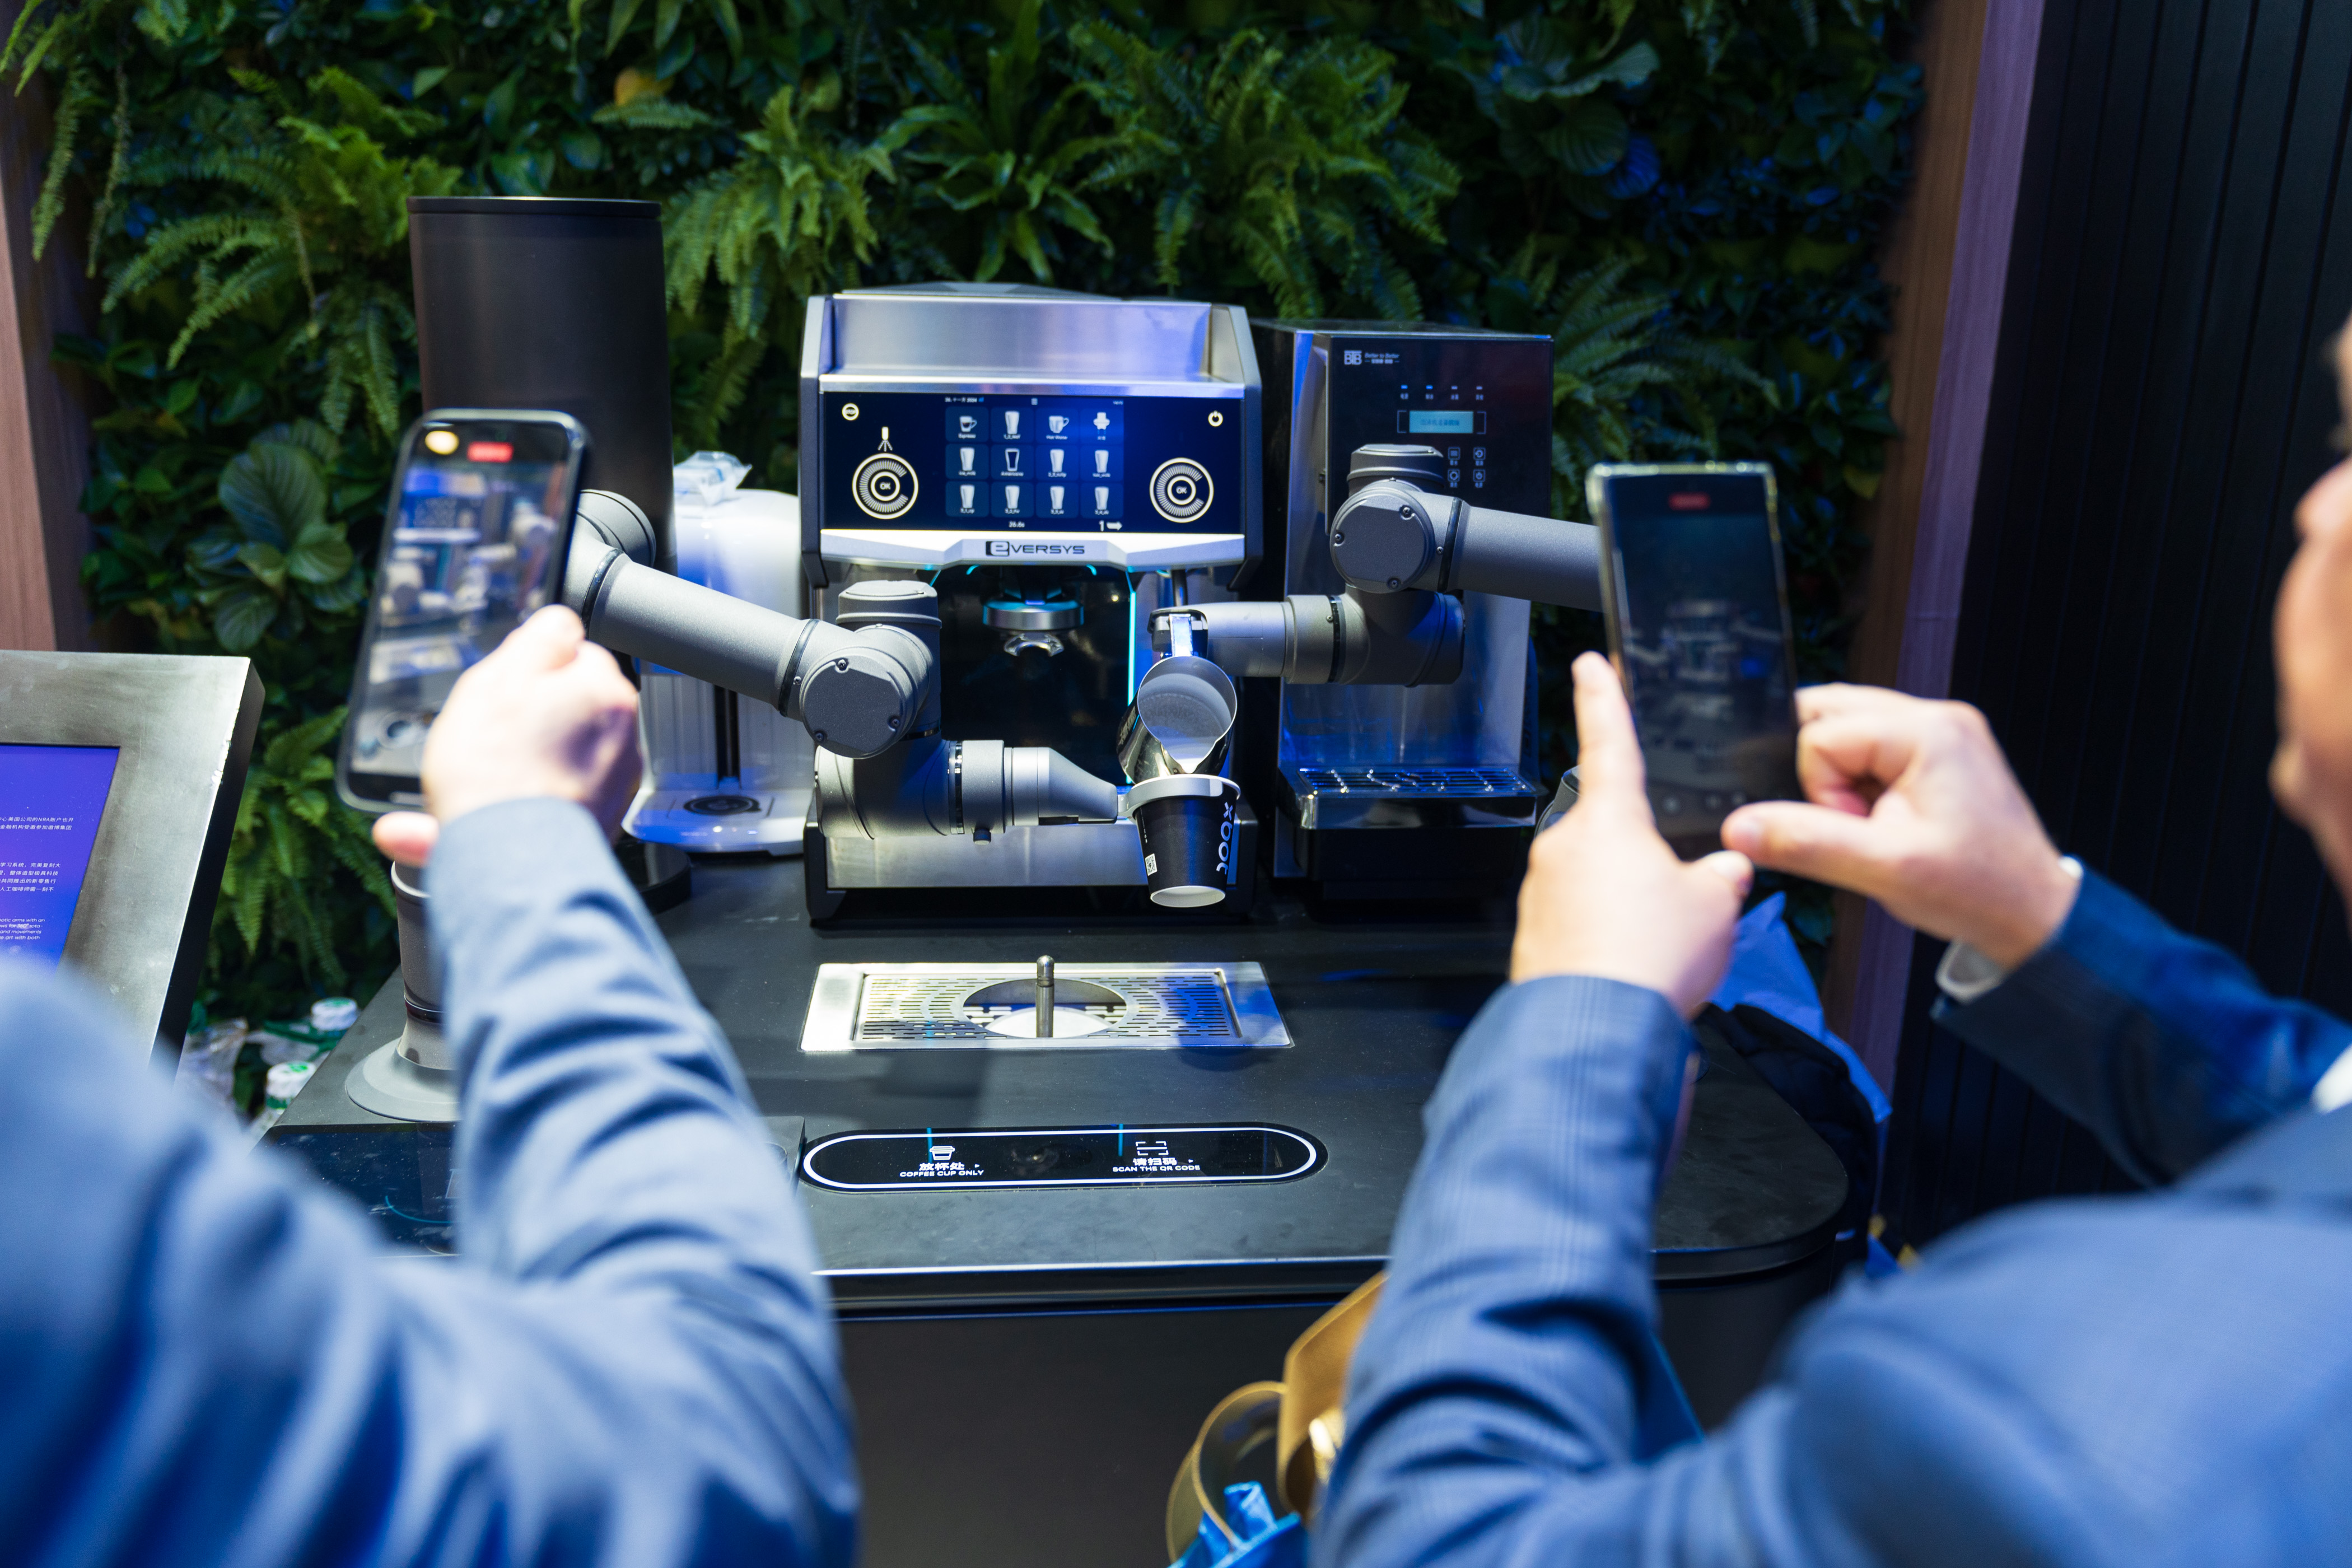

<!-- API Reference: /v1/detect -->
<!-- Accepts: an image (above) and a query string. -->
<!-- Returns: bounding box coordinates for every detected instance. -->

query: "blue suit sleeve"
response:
[1936,869,2352,1184]
[1313,976,1703,1568]
[0,799,856,1568]
[1310,976,2135,1568]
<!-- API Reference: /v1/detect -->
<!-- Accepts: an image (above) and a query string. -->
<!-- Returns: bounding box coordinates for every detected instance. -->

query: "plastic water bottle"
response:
[248,997,360,1140]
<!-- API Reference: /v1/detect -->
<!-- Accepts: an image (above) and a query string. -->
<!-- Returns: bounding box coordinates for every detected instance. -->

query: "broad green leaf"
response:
[255,419,338,469]
[1538,99,1629,177]
[561,129,604,170]
[212,587,277,652]
[605,0,648,56]
[235,540,287,590]
[284,519,353,585]
[484,70,521,136]
[218,442,325,548]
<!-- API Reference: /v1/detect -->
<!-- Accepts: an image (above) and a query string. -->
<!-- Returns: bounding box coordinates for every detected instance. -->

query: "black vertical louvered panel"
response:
[1882,0,2352,1249]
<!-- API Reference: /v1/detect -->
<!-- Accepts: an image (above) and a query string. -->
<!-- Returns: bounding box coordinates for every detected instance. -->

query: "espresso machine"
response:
[793,283,1266,918]
[1245,323,1556,900]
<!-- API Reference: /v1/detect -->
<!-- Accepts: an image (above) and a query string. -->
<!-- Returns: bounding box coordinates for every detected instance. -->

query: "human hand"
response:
[1719,685,2076,968]
[370,606,641,869]
[1511,653,1754,1015]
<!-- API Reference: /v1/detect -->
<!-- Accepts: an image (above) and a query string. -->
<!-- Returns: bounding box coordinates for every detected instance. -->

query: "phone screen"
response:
[340,413,585,810]
[1591,466,1800,855]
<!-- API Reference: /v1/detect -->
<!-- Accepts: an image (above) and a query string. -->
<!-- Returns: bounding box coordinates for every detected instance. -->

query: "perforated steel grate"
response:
[855,973,1237,1042]
[801,961,1289,1051]
[1294,766,1532,796]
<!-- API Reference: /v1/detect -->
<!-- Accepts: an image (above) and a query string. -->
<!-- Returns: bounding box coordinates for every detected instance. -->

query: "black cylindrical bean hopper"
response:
[407,197,675,571]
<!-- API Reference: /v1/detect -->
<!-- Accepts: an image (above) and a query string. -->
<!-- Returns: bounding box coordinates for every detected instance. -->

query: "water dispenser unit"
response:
[1248,321,1555,899]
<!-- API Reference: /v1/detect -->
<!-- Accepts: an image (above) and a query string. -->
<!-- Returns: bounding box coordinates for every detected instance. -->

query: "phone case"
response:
[1584,462,1794,856]
[335,409,589,814]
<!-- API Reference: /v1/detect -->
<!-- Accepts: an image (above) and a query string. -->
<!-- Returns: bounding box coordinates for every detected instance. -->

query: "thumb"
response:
[1692,849,1754,898]
[500,604,586,670]
[372,811,440,868]
[1721,800,1893,895]
[1569,652,1649,819]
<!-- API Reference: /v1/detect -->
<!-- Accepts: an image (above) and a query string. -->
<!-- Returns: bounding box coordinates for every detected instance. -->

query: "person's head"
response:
[2271,322,2352,888]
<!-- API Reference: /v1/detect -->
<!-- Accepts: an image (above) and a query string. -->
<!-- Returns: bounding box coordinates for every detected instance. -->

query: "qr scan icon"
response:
[1343,349,1362,365]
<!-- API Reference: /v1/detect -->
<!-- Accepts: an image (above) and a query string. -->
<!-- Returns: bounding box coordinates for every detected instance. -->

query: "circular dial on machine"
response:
[1149,458,1214,524]
[852,451,919,520]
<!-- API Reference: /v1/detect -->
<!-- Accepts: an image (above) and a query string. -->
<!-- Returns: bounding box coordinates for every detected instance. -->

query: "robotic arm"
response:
[559,491,1118,834]
[1155,445,1603,684]
[561,491,935,760]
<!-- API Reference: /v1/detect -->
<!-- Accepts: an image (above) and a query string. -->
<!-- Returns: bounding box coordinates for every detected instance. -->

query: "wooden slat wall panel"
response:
[0,17,95,653]
[1884,0,2352,1246]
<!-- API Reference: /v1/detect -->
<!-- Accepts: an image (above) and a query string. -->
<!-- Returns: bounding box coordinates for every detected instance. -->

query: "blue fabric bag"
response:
[1709,892,1893,1244]
[1170,1483,1304,1568]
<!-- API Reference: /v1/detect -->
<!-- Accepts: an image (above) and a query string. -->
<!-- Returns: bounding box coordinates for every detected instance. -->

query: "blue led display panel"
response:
[0,744,120,968]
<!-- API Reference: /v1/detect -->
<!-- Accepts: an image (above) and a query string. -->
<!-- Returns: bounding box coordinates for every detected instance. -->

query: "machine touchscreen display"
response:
[340,412,585,810]
[0,744,120,967]
[1591,466,1800,857]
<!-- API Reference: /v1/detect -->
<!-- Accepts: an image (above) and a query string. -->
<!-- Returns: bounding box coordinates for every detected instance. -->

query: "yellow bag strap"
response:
[1166,1381,1286,1562]
[1163,1274,1387,1562]
[1276,1273,1383,1524]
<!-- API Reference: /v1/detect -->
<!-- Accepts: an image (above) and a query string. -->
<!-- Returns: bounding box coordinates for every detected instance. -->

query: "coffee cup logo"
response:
[1093,450,1110,475]
[959,483,977,510]
[1049,485,1066,511]
[1003,411,1021,437]
[1048,449,1066,475]
[1093,486,1110,512]
[1048,415,1069,434]
[1004,483,1019,510]
[958,446,976,474]
[956,413,978,437]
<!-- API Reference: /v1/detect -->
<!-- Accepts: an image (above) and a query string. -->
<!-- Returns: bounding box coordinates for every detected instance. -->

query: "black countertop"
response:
[279,854,1845,1309]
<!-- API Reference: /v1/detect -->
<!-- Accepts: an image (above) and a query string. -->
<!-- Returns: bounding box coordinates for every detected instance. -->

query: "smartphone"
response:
[337,410,589,812]
[1587,463,1800,858]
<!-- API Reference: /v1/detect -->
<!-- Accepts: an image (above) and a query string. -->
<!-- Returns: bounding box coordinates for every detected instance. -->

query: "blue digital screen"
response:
[823,391,1243,534]
[0,744,120,967]
[1406,410,1477,433]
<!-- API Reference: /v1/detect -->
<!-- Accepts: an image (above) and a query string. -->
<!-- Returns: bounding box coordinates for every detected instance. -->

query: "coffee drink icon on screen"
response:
[1048,485,1066,512]
[1048,415,1069,435]
[956,413,978,438]
[960,483,977,511]
[1003,410,1021,438]
[958,446,977,474]
[1093,450,1111,476]
[1048,449,1066,476]
[1093,486,1110,512]
[1002,448,1022,475]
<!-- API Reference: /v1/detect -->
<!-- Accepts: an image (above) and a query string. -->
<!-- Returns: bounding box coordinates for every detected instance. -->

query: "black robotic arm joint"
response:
[1328,445,1604,614]
[559,525,940,761]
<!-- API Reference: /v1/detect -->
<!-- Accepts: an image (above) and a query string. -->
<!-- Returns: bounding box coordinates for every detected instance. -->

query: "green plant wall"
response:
[11,0,1920,1023]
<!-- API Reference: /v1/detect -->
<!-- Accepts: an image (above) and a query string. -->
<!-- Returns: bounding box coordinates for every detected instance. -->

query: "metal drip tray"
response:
[800,961,1290,1051]
[1285,765,1538,830]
